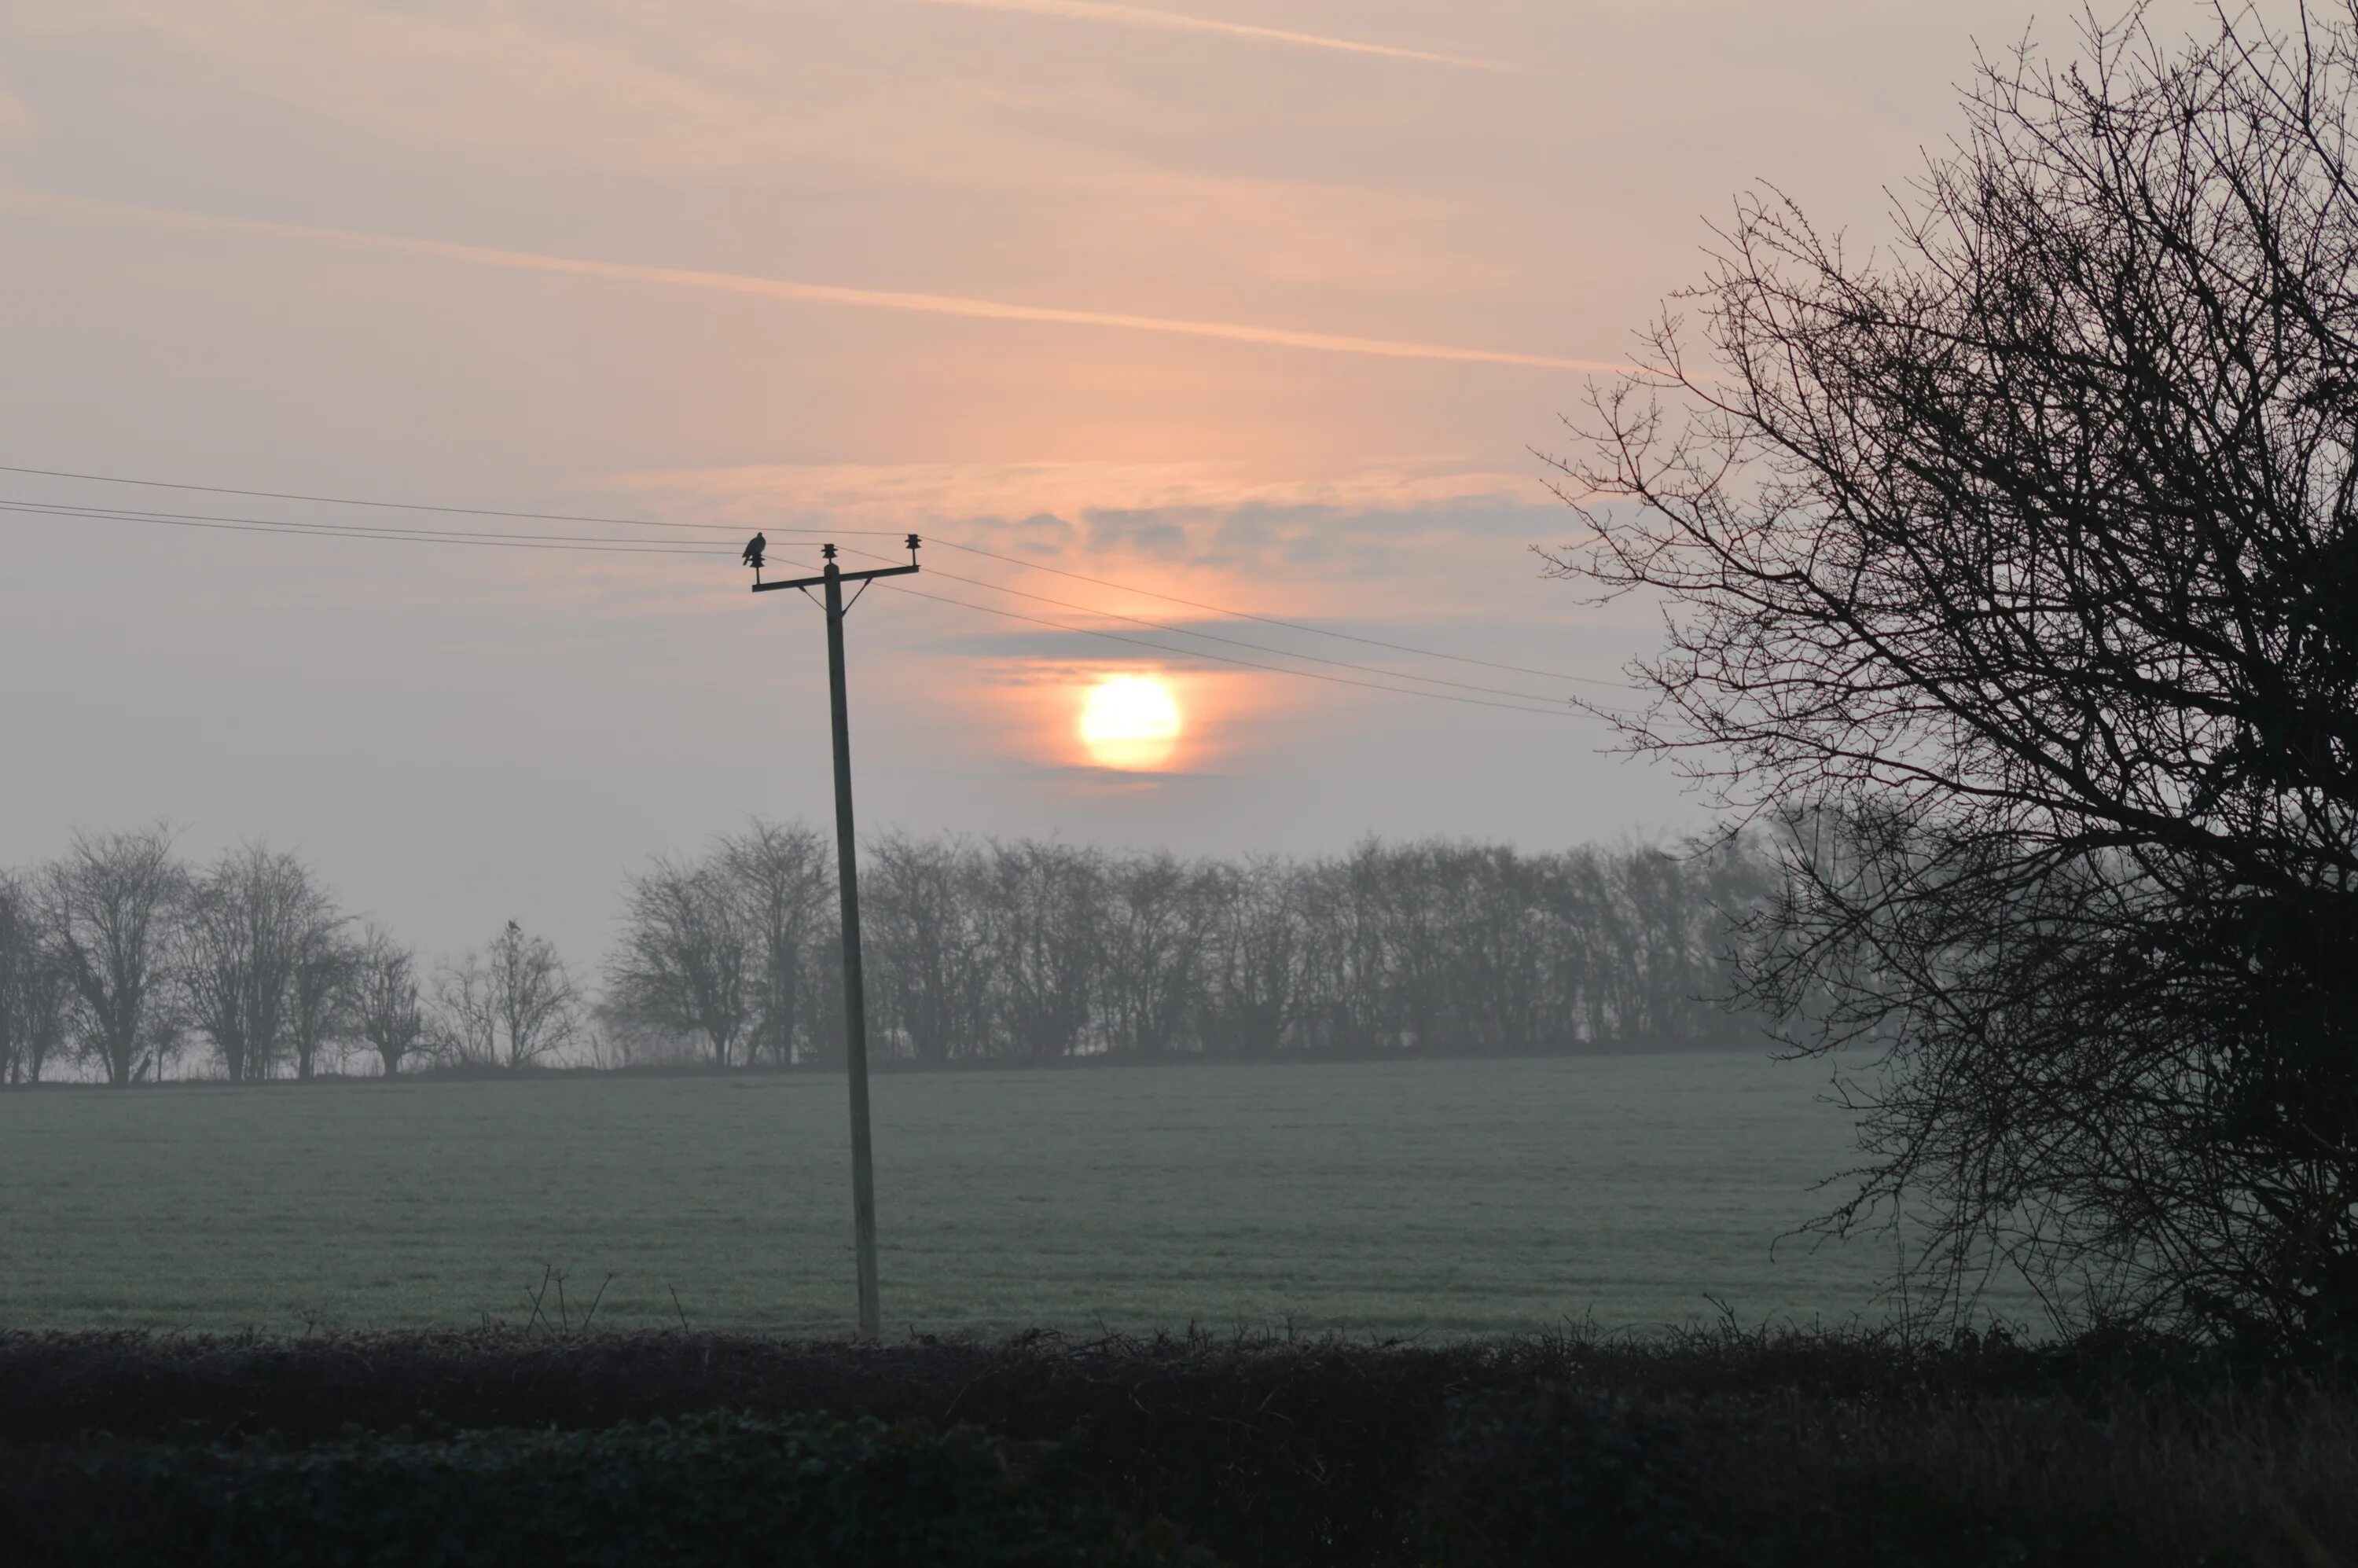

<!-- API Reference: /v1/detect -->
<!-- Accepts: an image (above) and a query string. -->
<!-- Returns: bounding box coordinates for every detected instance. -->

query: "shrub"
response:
[14,1412,1216,1568]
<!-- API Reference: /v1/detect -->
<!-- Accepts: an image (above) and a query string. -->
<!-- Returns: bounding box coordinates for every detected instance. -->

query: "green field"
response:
[0,1055,1970,1336]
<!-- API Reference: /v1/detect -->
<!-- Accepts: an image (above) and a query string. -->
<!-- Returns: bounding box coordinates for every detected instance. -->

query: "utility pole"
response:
[751,534,920,1342]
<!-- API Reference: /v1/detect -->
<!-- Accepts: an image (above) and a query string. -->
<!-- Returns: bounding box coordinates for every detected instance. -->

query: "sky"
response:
[0,0,2248,969]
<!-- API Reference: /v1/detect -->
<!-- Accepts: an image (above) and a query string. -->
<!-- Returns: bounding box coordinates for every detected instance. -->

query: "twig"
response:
[668,1283,691,1332]
[523,1263,554,1335]
[579,1272,615,1332]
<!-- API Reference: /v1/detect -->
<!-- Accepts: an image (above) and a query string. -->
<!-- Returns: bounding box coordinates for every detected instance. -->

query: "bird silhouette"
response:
[741,532,767,569]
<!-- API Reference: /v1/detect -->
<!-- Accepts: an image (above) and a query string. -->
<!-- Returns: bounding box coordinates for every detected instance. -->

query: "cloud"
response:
[2,190,1622,372]
[0,86,34,145]
[601,458,1574,623]
[604,458,1549,524]
[918,0,1513,72]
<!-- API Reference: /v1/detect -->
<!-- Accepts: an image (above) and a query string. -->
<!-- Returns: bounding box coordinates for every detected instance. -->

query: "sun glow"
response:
[1078,674,1183,769]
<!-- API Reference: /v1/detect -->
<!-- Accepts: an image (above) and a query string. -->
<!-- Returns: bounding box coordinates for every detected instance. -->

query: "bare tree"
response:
[485,920,581,1068]
[1097,851,1212,1056]
[1198,856,1299,1056]
[724,820,832,1066]
[0,871,68,1086]
[605,855,751,1067]
[867,832,989,1063]
[351,924,430,1077]
[433,950,501,1067]
[1544,6,2358,1338]
[42,824,184,1087]
[976,840,1102,1059]
[178,843,343,1082]
[286,921,359,1080]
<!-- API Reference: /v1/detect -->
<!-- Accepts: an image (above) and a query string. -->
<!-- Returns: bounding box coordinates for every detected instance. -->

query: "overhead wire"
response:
[871,580,1580,717]
[0,461,1618,688]
[1,496,1594,716]
[835,543,1569,705]
[920,538,1612,685]
[0,499,729,556]
[0,462,896,538]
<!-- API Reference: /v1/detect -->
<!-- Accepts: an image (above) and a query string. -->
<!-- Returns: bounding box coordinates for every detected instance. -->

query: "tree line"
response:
[597,824,1776,1065]
[0,822,1776,1085]
[0,825,582,1085]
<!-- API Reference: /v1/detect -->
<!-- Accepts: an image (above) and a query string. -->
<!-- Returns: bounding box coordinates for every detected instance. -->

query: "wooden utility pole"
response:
[752,535,920,1342]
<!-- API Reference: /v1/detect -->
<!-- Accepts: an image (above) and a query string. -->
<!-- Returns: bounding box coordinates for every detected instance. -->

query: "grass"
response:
[0,1054,1969,1335]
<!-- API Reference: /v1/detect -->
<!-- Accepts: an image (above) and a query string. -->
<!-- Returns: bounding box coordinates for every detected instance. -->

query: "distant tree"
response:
[0,871,69,1086]
[1097,851,1213,1056]
[606,855,751,1067]
[178,843,344,1082]
[435,924,582,1070]
[286,920,360,1080]
[1544,7,2358,1338]
[350,924,430,1077]
[866,832,988,1063]
[433,950,501,1067]
[41,824,184,1088]
[611,828,1776,1069]
[725,821,834,1066]
[1197,856,1298,1056]
[976,840,1102,1059]
[484,920,582,1069]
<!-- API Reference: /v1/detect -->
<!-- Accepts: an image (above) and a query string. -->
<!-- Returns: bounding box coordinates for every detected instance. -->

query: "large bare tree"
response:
[1544,6,2358,1339]
[42,824,184,1087]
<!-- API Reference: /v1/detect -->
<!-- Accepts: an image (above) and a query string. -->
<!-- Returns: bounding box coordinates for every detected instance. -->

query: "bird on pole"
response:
[741,532,768,576]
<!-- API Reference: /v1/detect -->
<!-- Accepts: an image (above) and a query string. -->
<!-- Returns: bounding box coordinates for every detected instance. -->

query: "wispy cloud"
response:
[0,86,35,145]
[605,459,1544,522]
[2,190,1620,372]
[919,0,1512,72]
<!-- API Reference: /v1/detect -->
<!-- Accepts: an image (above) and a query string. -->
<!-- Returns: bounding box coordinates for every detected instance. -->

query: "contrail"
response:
[3,190,1623,373]
[918,0,1513,72]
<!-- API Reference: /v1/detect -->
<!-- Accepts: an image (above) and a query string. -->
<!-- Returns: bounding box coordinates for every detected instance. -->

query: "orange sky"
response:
[0,0,2256,961]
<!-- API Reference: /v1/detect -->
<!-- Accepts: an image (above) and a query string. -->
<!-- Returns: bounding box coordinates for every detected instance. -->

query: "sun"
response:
[1078,674,1183,770]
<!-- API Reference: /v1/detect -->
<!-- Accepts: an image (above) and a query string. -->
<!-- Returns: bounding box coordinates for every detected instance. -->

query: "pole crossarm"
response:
[751,563,918,593]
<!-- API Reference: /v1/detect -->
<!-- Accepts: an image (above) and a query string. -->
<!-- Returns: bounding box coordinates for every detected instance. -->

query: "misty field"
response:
[0,1056,1980,1336]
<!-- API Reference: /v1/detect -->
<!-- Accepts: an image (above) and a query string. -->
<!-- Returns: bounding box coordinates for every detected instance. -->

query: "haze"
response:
[0,0,2238,963]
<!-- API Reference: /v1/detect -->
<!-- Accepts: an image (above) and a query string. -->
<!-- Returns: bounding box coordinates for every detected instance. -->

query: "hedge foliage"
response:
[2,1327,2352,1566]
[12,1412,1212,1567]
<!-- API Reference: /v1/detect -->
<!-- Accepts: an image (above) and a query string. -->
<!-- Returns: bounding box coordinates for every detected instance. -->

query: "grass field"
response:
[0,1055,1979,1336]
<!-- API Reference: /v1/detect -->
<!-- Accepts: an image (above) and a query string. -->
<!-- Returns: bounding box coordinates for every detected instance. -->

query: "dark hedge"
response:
[1,1327,2350,1566]
[4,1411,1210,1568]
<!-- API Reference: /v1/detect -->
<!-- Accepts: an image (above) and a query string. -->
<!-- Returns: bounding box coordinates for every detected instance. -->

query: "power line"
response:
[0,501,730,556]
[2,492,1614,716]
[838,543,1570,704]
[0,462,896,538]
[873,579,1581,717]
[1,461,1615,688]
[922,538,1614,685]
